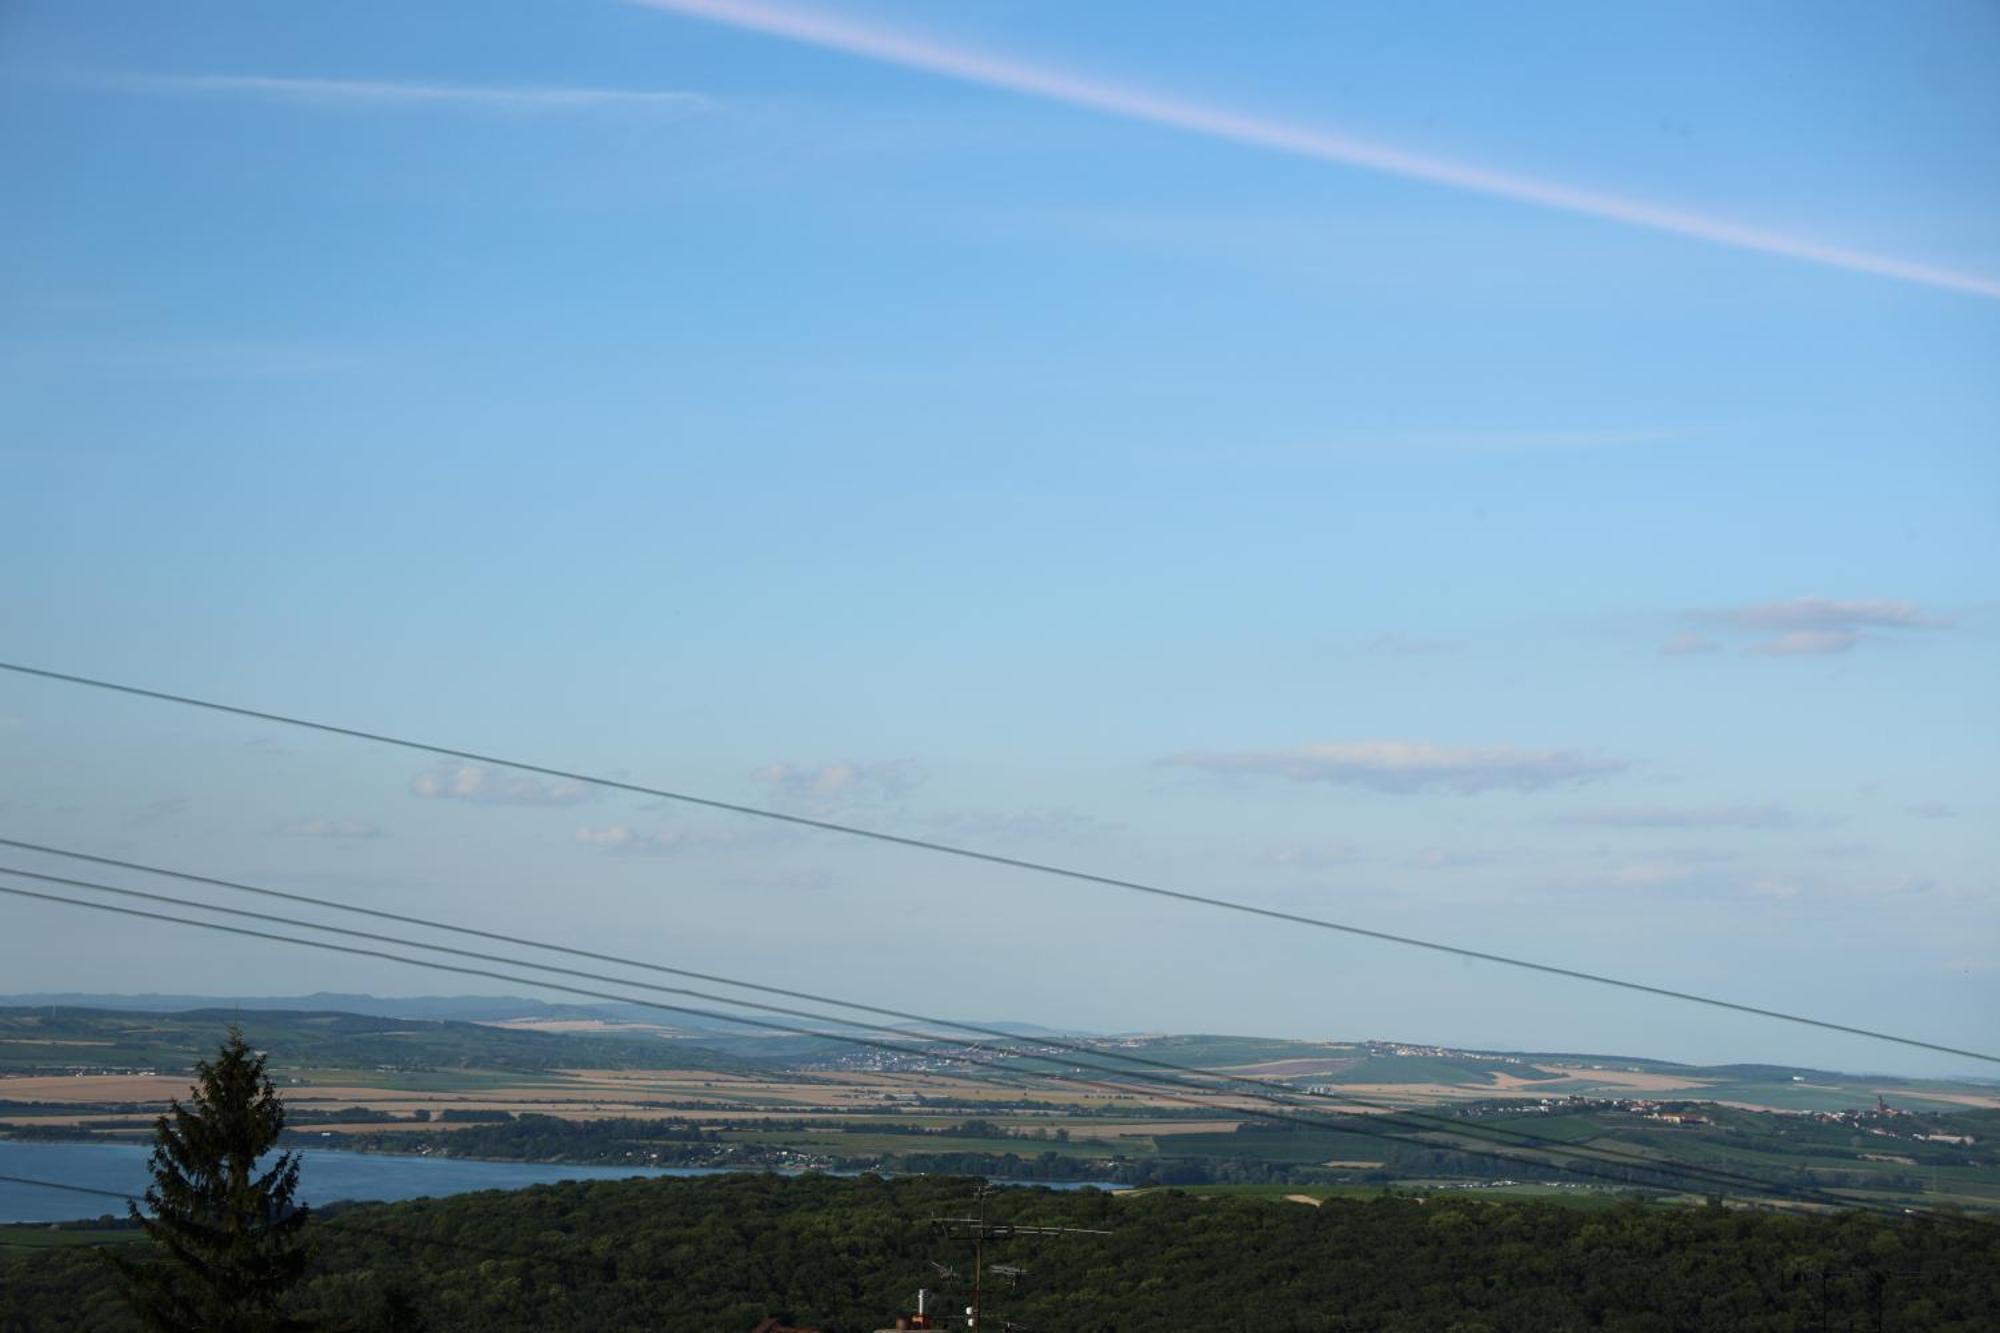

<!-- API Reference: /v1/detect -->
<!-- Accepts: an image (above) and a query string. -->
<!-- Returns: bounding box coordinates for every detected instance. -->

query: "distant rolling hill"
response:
[6,1001,1993,1106]
[0,1006,754,1077]
[1315,1052,1565,1086]
[0,992,648,1024]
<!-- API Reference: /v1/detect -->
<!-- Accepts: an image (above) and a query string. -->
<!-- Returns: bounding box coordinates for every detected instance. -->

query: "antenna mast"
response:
[928,1187,1111,1331]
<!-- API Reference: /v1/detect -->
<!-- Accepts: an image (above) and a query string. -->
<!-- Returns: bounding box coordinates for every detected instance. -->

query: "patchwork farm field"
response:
[5,1007,1996,1214]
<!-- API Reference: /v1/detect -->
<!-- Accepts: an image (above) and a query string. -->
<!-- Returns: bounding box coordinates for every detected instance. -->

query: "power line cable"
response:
[0,859,1761,1198]
[0,660,1988,1067]
[0,843,1893,1207]
[0,861,1020,1065]
[1,835,1053,1055]
[0,839,1752,1148]
[0,878,1920,1215]
[0,860,1128,1142]
[0,873,1827,1215]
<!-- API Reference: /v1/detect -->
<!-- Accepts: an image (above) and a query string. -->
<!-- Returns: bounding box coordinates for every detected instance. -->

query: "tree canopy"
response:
[112,1027,313,1332]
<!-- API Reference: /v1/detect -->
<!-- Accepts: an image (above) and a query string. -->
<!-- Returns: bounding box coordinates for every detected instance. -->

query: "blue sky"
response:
[1,1,1995,1075]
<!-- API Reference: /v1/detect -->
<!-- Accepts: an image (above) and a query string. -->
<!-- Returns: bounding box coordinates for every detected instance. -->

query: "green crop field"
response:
[1100,1034,1350,1068]
[1696,1079,1973,1113]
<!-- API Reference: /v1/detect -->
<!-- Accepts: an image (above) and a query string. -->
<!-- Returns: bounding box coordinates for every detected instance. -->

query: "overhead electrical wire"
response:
[0,875,1923,1217]
[0,875,1877,1216]
[0,842,1895,1208]
[0,837,1765,1151]
[0,660,1987,1067]
[0,857,1744,1197]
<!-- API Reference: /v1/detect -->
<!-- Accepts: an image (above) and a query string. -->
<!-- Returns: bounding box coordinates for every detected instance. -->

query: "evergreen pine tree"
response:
[113,1026,313,1331]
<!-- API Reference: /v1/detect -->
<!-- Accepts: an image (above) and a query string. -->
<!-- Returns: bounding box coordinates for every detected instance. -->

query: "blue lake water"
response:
[0,1140,1117,1223]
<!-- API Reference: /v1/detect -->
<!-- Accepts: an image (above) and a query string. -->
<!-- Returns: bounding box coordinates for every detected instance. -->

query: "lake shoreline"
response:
[0,1139,1122,1223]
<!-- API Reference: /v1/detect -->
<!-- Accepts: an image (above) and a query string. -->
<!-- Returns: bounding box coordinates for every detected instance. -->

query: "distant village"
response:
[1447,1092,1976,1146]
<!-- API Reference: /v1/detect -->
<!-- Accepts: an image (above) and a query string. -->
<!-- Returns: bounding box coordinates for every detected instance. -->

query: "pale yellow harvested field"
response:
[1298,1068,1704,1103]
[1896,1090,2000,1110]
[1488,1072,1560,1090]
[0,1074,198,1101]
[281,1087,534,1107]
[1711,1099,1796,1115]
[1535,1067,1708,1093]
[1317,1083,1517,1102]
[1198,1065,1710,1099]
[482,1019,691,1038]
[1716,1088,2000,1114]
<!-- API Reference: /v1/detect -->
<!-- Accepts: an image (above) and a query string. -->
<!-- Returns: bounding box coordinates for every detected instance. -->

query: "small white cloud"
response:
[574,823,687,854]
[574,819,784,856]
[1715,598,1944,632]
[1684,597,1949,658]
[410,763,596,807]
[1658,631,1718,657]
[751,759,918,808]
[282,818,382,839]
[1560,803,1797,830]
[1164,741,1625,795]
[1903,801,1956,820]
[1750,629,1859,657]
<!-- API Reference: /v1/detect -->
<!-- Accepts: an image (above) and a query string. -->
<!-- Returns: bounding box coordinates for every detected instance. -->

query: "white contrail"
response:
[636,0,2000,301]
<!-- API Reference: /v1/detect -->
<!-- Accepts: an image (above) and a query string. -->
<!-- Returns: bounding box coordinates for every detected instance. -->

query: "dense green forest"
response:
[5,1172,1996,1331]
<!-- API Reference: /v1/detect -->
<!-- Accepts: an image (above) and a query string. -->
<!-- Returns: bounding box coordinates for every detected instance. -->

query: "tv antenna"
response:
[927,1186,1111,1331]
